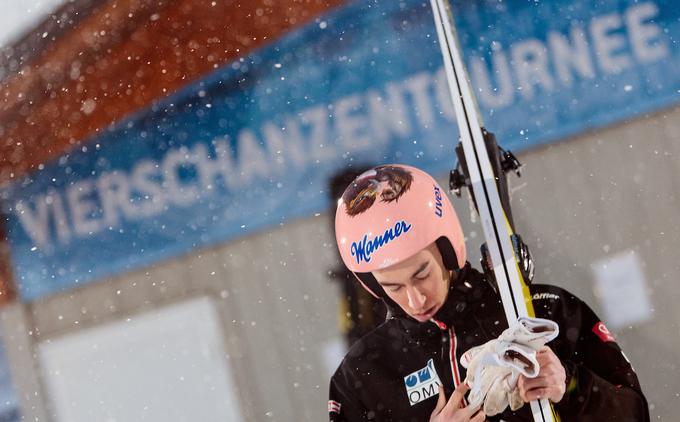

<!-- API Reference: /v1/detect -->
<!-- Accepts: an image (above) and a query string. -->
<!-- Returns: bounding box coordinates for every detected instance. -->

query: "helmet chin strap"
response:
[353,272,415,318]
[354,264,466,322]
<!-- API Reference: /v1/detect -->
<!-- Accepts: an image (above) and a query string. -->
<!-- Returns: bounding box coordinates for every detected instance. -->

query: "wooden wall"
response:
[0,0,346,183]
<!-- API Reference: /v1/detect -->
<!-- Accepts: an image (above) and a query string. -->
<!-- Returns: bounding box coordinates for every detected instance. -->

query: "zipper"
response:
[430,318,461,389]
[448,327,461,387]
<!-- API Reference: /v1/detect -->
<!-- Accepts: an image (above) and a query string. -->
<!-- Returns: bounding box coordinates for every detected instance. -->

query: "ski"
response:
[429,1,559,421]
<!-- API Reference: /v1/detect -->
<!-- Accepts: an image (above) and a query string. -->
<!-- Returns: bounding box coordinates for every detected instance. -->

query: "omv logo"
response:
[403,359,441,406]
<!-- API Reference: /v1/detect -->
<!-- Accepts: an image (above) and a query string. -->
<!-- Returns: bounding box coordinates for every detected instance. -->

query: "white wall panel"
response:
[38,297,242,422]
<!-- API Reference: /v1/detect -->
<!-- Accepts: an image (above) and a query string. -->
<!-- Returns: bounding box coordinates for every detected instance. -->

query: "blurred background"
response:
[0,0,677,420]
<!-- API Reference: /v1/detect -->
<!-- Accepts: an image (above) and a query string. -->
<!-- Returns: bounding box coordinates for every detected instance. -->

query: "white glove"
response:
[480,366,524,415]
[499,316,559,350]
[459,317,560,416]
[460,339,533,415]
[496,316,559,377]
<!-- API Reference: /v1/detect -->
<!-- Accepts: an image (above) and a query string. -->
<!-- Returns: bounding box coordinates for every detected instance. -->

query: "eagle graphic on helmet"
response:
[342,165,413,216]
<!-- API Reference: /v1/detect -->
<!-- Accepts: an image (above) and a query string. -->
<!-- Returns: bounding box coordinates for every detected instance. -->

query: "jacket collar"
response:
[386,263,494,341]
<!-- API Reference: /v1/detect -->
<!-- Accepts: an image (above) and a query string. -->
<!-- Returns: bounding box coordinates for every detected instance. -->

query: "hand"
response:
[430,383,487,422]
[517,346,566,403]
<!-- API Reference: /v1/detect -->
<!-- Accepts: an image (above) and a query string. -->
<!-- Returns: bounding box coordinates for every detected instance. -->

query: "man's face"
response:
[372,242,452,322]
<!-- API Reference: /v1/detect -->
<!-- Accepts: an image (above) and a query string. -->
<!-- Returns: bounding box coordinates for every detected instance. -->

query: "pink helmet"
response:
[334,164,466,298]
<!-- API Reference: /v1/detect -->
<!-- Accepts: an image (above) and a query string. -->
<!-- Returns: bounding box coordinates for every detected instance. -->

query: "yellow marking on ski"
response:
[504,215,536,317]
[552,404,561,422]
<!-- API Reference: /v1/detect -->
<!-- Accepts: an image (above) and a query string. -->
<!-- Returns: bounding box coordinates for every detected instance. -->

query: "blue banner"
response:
[2,0,679,301]
[453,0,679,145]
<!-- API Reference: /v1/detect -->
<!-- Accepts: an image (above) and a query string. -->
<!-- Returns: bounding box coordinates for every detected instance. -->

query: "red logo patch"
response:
[328,400,342,413]
[592,322,615,343]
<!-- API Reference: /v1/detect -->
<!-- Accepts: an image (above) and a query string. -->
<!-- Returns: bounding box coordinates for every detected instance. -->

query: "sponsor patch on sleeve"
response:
[592,321,615,343]
[328,400,342,413]
[531,292,560,301]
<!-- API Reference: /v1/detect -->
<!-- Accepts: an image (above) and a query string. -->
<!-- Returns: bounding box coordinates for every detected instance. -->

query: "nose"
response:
[407,286,427,311]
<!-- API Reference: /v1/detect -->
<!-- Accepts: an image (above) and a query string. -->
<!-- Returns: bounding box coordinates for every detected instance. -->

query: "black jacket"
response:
[329,264,649,421]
